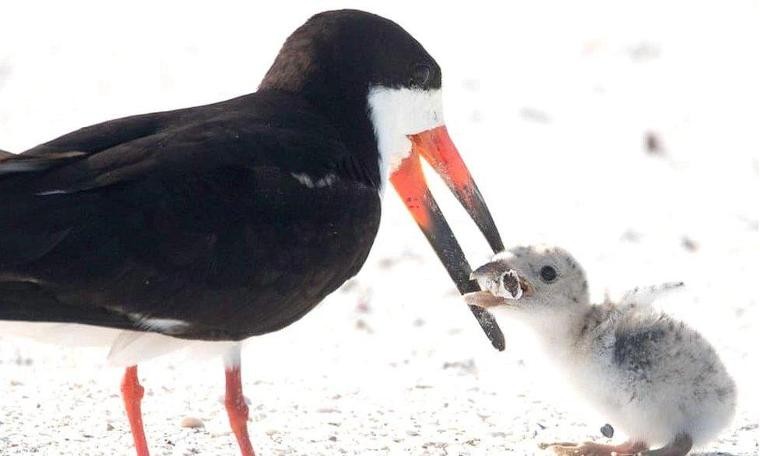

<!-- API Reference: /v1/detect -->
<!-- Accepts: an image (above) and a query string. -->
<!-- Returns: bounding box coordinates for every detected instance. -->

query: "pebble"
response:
[180,416,204,429]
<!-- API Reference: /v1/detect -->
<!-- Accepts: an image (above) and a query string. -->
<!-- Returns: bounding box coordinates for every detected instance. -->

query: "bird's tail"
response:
[0,280,134,329]
[0,281,62,322]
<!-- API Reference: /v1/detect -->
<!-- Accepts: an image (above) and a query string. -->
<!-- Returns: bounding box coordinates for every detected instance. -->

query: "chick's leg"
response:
[540,440,648,456]
[638,433,692,456]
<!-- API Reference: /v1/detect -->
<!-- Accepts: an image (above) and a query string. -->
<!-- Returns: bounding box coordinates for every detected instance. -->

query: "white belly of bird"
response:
[562,330,736,448]
[0,321,237,367]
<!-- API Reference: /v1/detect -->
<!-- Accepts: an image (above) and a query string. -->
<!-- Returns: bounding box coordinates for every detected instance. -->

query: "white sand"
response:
[1,1,759,455]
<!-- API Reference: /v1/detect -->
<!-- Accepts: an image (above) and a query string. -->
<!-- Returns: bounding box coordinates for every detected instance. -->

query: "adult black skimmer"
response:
[0,9,504,456]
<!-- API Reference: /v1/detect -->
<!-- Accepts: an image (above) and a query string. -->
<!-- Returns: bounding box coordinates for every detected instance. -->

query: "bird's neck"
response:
[521,304,592,356]
[260,43,383,190]
[311,92,384,189]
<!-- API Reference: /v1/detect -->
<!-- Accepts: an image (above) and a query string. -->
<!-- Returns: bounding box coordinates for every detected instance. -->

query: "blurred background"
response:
[1,1,759,454]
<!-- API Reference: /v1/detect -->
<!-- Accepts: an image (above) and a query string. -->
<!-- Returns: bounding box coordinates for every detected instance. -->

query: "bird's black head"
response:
[261,10,449,187]
[261,10,506,349]
[261,9,441,100]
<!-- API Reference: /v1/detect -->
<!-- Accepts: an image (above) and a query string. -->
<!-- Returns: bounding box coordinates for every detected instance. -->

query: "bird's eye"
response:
[540,265,558,283]
[410,63,431,87]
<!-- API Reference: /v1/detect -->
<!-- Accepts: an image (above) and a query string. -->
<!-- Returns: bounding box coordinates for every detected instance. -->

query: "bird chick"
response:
[466,245,736,456]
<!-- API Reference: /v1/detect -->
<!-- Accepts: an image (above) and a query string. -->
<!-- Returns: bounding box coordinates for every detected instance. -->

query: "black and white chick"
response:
[465,245,736,456]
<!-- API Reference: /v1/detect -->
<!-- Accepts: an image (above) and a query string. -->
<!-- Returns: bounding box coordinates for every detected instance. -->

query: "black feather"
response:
[0,90,381,340]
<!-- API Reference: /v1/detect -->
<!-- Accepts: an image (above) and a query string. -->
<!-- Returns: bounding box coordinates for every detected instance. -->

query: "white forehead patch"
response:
[367,87,444,192]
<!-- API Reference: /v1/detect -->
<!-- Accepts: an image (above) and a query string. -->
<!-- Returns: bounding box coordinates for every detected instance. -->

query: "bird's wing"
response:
[0,106,170,177]
[0,107,180,265]
[618,282,685,309]
[0,94,344,196]
[0,91,380,340]
[0,93,333,267]
[0,98,311,267]
[0,150,89,175]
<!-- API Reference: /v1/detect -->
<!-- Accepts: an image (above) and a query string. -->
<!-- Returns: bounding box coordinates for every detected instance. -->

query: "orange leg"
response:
[120,365,150,456]
[225,361,256,456]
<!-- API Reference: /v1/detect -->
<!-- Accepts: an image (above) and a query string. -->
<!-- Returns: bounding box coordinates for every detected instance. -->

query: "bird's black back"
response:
[0,90,381,340]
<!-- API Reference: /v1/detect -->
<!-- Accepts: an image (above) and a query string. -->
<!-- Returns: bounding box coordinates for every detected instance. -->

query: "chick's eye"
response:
[540,265,558,283]
[410,63,431,87]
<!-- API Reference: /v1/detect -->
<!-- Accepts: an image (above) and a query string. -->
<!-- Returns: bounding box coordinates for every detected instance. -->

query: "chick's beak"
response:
[467,261,534,307]
[390,125,505,351]
[463,291,507,309]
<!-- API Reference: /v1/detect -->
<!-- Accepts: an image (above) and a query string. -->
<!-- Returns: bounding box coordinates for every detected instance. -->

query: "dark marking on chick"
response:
[613,327,666,376]
[715,387,730,401]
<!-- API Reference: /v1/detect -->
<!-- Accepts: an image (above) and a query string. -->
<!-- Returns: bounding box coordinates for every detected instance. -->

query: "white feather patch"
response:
[127,313,190,334]
[223,343,242,369]
[107,333,237,367]
[290,172,337,189]
[367,87,444,191]
[35,189,72,196]
[0,321,239,367]
[107,330,190,366]
[0,321,121,346]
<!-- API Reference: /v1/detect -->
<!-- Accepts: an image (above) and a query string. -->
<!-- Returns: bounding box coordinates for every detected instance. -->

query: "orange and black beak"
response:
[390,125,505,351]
